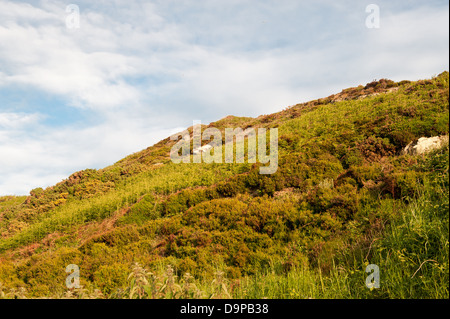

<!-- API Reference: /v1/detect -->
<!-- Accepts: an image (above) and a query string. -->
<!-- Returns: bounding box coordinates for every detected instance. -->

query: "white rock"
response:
[402,135,448,155]
[193,144,213,155]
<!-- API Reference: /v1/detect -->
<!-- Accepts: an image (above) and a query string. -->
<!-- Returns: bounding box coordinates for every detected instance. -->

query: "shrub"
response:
[93,263,129,295]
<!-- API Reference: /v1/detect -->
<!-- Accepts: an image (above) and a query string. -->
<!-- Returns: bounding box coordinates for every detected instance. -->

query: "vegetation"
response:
[0,72,448,299]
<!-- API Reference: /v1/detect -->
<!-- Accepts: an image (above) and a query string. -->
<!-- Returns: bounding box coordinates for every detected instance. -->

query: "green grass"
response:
[0,162,246,252]
[0,72,448,299]
[233,175,449,299]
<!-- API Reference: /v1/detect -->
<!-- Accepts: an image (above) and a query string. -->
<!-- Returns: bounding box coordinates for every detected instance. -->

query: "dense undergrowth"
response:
[0,72,448,299]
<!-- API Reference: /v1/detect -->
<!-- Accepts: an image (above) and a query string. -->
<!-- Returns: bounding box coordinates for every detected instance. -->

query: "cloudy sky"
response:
[0,0,448,195]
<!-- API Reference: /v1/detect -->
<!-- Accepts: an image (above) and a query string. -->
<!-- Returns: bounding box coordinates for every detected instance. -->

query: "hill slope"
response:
[0,72,448,299]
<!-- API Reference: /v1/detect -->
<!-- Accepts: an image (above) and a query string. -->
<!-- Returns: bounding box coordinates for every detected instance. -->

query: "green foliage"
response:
[94,263,129,295]
[0,72,448,299]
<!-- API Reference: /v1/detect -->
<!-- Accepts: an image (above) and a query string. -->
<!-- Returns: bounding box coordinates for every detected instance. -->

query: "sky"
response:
[0,0,449,195]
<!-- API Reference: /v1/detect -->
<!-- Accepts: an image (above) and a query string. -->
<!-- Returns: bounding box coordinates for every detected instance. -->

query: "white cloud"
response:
[0,112,41,130]
[0,113,182,195]
[0,0,149,110]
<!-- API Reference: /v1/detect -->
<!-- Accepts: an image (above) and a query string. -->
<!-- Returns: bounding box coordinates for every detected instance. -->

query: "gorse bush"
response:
[0,72,448,298]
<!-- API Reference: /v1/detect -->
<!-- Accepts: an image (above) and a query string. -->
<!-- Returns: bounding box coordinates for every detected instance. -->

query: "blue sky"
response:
[0,0,449,195]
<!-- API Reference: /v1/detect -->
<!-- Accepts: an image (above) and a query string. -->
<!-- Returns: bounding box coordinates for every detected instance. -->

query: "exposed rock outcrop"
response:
[402,135,449,155]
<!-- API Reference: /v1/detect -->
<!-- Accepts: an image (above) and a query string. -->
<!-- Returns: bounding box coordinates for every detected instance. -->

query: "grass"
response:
[0,162,247,252]
[0,72,448,299]
[3,170,447,301]
[234,175,448,299]
[0,175,448,299]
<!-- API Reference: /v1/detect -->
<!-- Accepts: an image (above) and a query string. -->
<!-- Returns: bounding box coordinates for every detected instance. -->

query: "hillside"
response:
[0,72,448,299]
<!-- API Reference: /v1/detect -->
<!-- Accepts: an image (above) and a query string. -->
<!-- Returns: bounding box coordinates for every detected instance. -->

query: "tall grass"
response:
[0,169,447,299]
[0,162,245,252]
[232,175,449,299]
[0,72,447,299]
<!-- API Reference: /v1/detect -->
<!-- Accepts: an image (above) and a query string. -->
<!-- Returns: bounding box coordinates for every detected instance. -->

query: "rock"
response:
[402,135,449,155]
[193,144,213,155]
